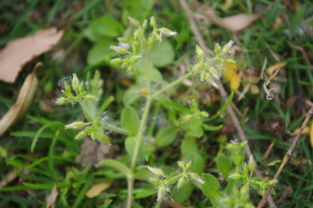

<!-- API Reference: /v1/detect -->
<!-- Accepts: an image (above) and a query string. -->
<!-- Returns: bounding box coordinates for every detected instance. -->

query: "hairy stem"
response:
[126,96,152,208]
[151,71,193,98]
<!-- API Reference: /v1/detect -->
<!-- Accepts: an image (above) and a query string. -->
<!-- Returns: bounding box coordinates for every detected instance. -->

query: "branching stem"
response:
[126,70,195,208]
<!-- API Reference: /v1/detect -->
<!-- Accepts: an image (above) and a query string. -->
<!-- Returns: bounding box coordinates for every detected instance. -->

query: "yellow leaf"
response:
[86,181,113,198]
[267,62,286,76]
[223,62,241,92]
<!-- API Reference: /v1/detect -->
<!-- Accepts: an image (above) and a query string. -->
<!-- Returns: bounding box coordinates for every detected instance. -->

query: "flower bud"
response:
[128,17,141,27]
[110,46,129,54]
[75,130,88,140]
[150,16,157,28]
[56,97,67,105]
[189,172,204,184]
[111,58,122,65]
[147,166,165,177]
[222,40,234,54]
[158,27,177,37]
[65,121,85,130]
[228,173,242,180]
[177,177,185,188]
[72,74,80,92]
[84,95,97,100]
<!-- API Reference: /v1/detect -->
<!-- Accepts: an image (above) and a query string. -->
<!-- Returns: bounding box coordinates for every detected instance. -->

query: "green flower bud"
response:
[64,82,71,92]
[240,184,249,196]
[158,27,177,37]
[228,173,242,180]
[128,16,141,27]
[222,40,234,54]
[147,166,165,177]
[75,130,88,140]
[111,58,122,65]
[72,74,80,92]
[110,46,129,54]
[189,172,204,184]
[84,94,97,100]
[177,177,185,188]
[56,97,67,105]
[150,16,157,28]
[65,121,86,129]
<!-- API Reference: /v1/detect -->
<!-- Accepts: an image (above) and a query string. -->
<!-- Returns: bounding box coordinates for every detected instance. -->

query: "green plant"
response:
[56,17,274,208]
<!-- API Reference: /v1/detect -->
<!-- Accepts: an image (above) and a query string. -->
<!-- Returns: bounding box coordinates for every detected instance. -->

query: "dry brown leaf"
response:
[267,62,287,76]
[0,67,39,135]
[46,185,58,208]
[209,12,261,32]
[86,181,113,198]
[0,27,63,83]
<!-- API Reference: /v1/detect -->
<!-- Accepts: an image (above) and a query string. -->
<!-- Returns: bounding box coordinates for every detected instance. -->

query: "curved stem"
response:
[126,96,152,208]
[151,71,193,98]
[130,96,153,170]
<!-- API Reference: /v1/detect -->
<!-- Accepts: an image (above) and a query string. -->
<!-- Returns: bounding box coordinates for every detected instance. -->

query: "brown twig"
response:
[179,0,277,207]
[257,106,313,208]
[263,142,275,161]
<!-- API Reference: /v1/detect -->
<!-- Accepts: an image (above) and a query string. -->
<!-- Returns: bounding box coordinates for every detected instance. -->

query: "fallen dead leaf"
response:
[76,139,114,167]
[0,65,39,135]
[46,185,58,208]
[86,181,113,198]
[208,11,261,32]
[0,27,63,83]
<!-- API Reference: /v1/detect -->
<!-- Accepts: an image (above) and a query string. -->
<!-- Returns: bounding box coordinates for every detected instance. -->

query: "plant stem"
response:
[126,176,134,208]
[126,71,196,208]
[126,96,152,208]
[130,96,153,170]
[151,71,193,98]
[155,200,162,208]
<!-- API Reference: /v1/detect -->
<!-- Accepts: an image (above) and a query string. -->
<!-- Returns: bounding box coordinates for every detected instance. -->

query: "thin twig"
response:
[257,106,313,208]
[263,142,275,161]
[179,0,277,207]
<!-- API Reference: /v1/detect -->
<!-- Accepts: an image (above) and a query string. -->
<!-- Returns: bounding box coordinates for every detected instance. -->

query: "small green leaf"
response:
[99,159,131,177]
[149,41,175,67]
[121,106,139,135]
[87,40,115,65]
[181,138,198,158]
[84,16,123,42]
[181,117,203,138]
[122,0,155,21]
[185,152,204,174]
[156,126,177,147]
[201,173,220,198]
[125,136,136,157]
[171,182,194,203]
[216,154,233,178]
[123,86,140,106]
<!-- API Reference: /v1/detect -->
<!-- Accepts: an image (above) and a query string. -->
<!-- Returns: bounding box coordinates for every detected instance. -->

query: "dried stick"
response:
[179,0,277,207]
[257,106,313,208]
